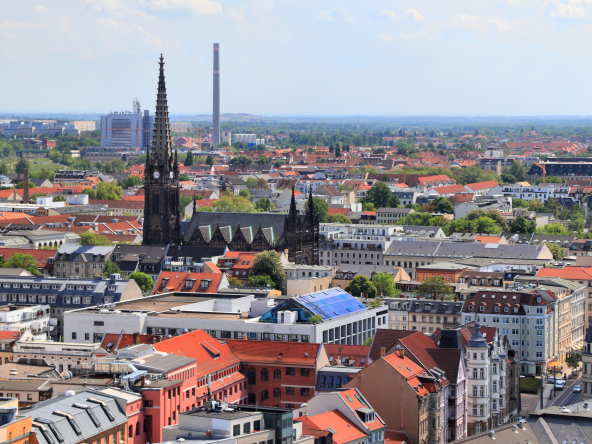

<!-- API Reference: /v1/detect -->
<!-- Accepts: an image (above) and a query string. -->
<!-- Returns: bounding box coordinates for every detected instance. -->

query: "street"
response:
[549,377,582,407]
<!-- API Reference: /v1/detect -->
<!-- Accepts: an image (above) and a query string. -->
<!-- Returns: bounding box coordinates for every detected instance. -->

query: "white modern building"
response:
[491,184,571,203]
[101,110,150,148]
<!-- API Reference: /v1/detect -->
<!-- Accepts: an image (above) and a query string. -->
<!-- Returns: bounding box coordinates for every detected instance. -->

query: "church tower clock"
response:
[142,55,181,246]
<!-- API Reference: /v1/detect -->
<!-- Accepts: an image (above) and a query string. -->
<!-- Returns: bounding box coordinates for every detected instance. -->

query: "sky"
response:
[1,0,592,116]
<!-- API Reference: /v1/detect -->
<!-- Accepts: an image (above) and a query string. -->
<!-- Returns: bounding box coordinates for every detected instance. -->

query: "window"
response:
[72,332,77,340]
[286,367,295,376]
[300,388,310,397]
[319,376,325,387]
[261,368,268,382]
[233,425,241,436]
[274,369,281,379]
[243,422,250,434]
[300,368,310,377]
[248,368,256,384]
[274,388,281,398]
[286,387,295,396]
[261,390,268,401]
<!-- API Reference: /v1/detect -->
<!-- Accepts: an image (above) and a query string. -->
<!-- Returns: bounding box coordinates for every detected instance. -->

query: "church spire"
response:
[152,54,172,168]
[307,186,315,220]
[289,185,297,220]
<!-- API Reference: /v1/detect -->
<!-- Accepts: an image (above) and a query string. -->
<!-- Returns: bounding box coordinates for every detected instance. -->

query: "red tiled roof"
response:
[382,351,428,396]
[0,248,55,269]
[397,331,440,371]
[537,267,592,280]
[324,344,370,367]
[224,340,321,366]
[336,388,384,430]
[432,185,468,195]
[155,330,240,376]
[475,235,502,243]
[152,271,224,294]
[327,208,350,216]
[297,411,366,444]
[384,431,410,444]
[368,329,415,362]
[465,180,498,191]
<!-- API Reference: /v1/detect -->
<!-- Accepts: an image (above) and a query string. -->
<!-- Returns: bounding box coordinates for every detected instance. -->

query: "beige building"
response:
[346,348,430,444]
[331,265,410,291]
[53,245,114,278]
[12,339,100,373]
[0,379,52,407]
[284,264,336,296]
[389,298,463,332]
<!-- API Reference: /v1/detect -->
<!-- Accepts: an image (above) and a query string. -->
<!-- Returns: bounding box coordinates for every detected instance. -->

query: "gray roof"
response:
[335,265,404,279]
[436,242,546,260]
[23,390,128,444]
[407,299,463,315]
[466,323,488,348]
[384,240,441,257]
[53,205,111,215]
[377,208,413,215]
[57,245,115,256]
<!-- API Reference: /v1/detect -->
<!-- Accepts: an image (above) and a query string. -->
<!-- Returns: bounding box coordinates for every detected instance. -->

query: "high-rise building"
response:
[142,55,182,246]
[100,103,151,148]
[213,43,221,146]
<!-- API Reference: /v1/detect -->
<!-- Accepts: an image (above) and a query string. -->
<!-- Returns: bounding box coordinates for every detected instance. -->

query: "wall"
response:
[286,276,333,296]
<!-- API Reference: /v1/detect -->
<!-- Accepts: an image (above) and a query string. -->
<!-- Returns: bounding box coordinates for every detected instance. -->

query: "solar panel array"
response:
[296,288,366,321]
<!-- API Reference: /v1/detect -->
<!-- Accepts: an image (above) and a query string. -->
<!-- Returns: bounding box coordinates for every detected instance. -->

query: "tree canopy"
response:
[414,276,455,299]
[361,182,399,208]
[372,273,400,298]
[80,232,112,246]
[345,275,377,299]
[128,271,155,293]
[305,197,329,223]
[212,194,256,213]
[250,250,286,291]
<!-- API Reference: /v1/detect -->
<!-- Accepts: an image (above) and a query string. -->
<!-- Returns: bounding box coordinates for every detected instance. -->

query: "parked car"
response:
[574,385,582,393]
[548,377,555,384]
[522,373,536,378]
[555,381,565,391]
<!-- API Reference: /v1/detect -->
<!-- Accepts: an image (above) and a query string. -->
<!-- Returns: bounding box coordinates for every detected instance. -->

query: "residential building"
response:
[0,248,56,275]
[53,245,115,278]
[23,389,128,444]
[527,159,592,181]
[454,196,512,219]
[110,244,169,280]
[152,271,229,294]
[0,304,51,337]
[225,340,327,408]
[0,380,52,407]
[331,265,409,292]
[12,339,100,372]
[389,299,463,332]
[376,208,415,224]
[0,397,32,444]
[299,389,386,444]
[582,319,592,399]
[0,331,21,364]
[284,264,335,296]
[495,184,571,203]
[345,348,430,444]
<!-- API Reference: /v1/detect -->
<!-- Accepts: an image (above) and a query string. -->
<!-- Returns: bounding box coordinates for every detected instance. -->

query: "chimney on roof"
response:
[133,332,140,345]
[23,168,29,203]
[380,347,386,357]
[398,349,405,359]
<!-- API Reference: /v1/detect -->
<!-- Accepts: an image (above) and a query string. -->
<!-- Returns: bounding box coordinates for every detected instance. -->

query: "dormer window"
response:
[185,279,195,289]
[468,305,474,311]
[480,306,485,312]
[201,280,211,289]
[537,297,541,303]
[494,306,499,312]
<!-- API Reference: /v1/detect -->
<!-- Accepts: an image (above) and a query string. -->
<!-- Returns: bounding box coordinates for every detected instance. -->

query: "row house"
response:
[388,299,463,333]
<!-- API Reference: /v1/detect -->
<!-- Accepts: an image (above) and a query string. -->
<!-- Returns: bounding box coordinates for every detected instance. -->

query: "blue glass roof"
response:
[260,288,366,324]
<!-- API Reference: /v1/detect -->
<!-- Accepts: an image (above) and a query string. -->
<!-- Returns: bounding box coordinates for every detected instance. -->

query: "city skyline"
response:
[2,0,592,116]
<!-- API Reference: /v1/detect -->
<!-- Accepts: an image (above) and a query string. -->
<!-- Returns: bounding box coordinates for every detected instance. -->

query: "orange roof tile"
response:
[152,271,224,294]
[224,340,321,366]
[297,411,366,444]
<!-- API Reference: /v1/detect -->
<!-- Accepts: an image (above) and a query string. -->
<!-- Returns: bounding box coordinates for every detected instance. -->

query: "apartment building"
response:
[12,339,100,372]
[0,397,32,444]
[582,321,592,399]
[346,348,430,444]
[53,244,115,278]
[388,299,463,332]
[0,380,52,407]
[461,290,557,375]
[496,184,570,203]
[376,208,415,224]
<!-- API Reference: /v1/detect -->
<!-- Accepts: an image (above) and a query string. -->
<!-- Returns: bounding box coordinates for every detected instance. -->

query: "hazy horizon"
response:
[2,1,592,116]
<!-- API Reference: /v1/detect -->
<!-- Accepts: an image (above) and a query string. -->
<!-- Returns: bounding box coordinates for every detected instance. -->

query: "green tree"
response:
[273,160,285,168]
[14,158,30,175]
[80,232,112,246]
[212,195,256,213]
[0,253,40,275]
[101,259,120,277]
[362,182,399,208]
[84,182,123,201]
[179,194,193,216]
[566,353,579,370]
[120,175,143,189]
[466,209,508,231]
[546,242,565,260]
[432,197,454,214]
[229,154,253,165]
[239,189,250,199]
[247,275,275,288]
[250,250,286,291]
[362,202,377,211]
[444,218,476,236]
[305,197,329,223]
[255,197,274,212]
[128,271,155,293]
[510,216,537,234]
[508,160,527,182]
[184,151,194,166]
[206,155,215,166]
[363,336,374,346]
[257,155,270,165]
[513,198,529,208]
[15,181,35,190]
[402,212,440,226]
[473,217,501,234]
[568,218,585,233]
[179,173,190,181]
[0,164,8,175]
[372,273,400,298]
[335,145,341,157]
[326,214,352,224]
[528,198,545,212]
[414,276,455,299]
[309,314,323,324]
[245,177,257,190]
[345,275,377,298]
[537,223,571,235]
[227,277,244,287]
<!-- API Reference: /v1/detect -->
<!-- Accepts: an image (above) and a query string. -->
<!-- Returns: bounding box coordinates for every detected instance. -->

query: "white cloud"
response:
[375,10,396,20]
[377,32,394,41]
[449,14,512,34]
[404,8,425,21]
[318,7,354,22]
[142,0,223,16]
[86,0,154,19]
[551,0,592,19]
[133,24,162,48]
[35,5,48,12]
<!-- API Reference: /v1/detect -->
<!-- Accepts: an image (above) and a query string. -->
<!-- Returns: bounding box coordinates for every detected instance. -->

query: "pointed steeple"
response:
[307,186,315,220]
[289,186,297,219]
[152,54,172,168]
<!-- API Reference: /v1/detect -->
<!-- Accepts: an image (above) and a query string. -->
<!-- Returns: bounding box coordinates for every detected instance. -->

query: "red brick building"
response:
[225,340,329,408]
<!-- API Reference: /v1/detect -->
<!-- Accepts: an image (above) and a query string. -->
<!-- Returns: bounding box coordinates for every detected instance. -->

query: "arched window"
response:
[261,368,268,382]
[248,368,256,384]
[274,388,281,398]
[129,425,133,438]
[261,390,268,401]
[248,393,256,404]
[274,369,281,379]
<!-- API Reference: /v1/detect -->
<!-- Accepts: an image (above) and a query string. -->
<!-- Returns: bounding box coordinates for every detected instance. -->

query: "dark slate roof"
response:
[184,212,288,244]
[368,329,414,362]
[466,323,488,348]
[426,348,461,384]
[165,246,226,262]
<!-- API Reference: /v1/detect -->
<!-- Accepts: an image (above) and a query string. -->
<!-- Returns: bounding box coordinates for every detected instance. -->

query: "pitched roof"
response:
[324,344,371,367]
[426,348,461,383]
[224,339,321,366]
[152,271,224,294]
[536,267,592,280]
[99,333,161,353]
[465,180,499,191]
[382,351,429,396]
[368,329,415,362]
[155,330,240,376]
[297,411,366,444]
[397,331,440,371]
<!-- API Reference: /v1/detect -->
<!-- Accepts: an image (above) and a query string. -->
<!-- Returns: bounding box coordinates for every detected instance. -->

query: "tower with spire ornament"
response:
[283,186,319,265]
[142,55,182,246]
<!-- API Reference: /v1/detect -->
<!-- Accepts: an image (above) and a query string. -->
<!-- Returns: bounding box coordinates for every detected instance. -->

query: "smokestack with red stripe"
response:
[213,43,220,146]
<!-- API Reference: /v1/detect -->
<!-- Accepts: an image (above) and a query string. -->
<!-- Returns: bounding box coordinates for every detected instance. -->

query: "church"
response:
[142,56,319,265]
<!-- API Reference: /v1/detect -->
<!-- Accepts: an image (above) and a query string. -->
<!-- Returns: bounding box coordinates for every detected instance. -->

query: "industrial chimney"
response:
[213,43,221,147]
[23,168,29,204]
